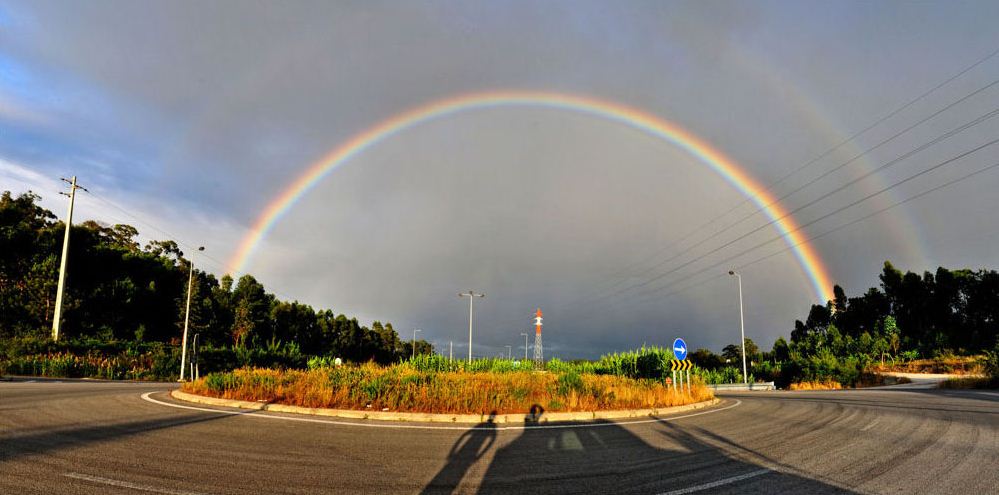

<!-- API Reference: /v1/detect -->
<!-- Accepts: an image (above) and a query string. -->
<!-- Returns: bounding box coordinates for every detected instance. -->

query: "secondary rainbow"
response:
[227,90,835,302]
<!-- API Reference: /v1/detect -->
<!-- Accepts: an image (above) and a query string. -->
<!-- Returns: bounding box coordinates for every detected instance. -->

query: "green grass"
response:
[183,363,714,414]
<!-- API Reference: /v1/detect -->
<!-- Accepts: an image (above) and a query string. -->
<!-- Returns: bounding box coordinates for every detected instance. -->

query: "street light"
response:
[728,270,748,385]
[458,290,484,363]
[520,333,528,361]
[179,246,204,382]
[412,329,421,359]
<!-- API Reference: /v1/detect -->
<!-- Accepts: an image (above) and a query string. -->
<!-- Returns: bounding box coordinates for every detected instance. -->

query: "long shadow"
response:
[726,392,999,415]
[0,402,242,463]
[422,404,858,494]
[420,412,498,494]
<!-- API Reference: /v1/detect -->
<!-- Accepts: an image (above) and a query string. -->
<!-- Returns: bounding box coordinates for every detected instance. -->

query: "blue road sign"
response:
[672,338,688,361]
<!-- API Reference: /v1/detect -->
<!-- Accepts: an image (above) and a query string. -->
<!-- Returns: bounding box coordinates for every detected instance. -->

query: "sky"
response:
[2,0,999,359]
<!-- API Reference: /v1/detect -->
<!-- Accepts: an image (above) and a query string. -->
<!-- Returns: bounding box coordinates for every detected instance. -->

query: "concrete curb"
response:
[171,389,721,424]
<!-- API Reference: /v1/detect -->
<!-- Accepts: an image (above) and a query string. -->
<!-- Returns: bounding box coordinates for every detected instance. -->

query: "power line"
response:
[626,136,999,303]
[85,190,231,273]
[625,157,999,307]
[572,46,999,303]
[595,104,999,303]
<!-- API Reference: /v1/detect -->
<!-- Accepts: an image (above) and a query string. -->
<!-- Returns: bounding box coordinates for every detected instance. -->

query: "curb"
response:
[170,390,721,424]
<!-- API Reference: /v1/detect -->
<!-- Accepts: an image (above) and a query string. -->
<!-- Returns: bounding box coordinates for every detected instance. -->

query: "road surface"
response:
[2,379,997,494]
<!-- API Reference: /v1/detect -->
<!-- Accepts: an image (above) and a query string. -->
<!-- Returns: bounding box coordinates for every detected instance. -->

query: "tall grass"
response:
[183,363,713,414]
[1,351,173,380]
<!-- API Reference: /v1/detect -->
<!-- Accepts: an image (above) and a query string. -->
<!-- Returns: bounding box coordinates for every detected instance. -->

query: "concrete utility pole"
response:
[449,341,453,360]
[52,176,86,341]
[412,329,421,359]
[729,270,748,385]
[458,290,484,363]
[179,246,204,381]
[520,333,528,361]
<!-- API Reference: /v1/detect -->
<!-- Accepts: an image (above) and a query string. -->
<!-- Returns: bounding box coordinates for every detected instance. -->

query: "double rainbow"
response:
[226,91,834,302]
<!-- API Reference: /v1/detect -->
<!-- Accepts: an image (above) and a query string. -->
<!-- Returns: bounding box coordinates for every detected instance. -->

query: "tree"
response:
[772,337,790,362]
[690,348,724,369]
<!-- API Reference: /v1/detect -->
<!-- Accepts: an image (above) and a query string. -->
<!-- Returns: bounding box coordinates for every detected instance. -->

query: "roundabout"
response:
[4,379,998,494]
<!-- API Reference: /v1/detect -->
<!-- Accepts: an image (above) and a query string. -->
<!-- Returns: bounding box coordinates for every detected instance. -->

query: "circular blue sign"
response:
[672,338,688,361]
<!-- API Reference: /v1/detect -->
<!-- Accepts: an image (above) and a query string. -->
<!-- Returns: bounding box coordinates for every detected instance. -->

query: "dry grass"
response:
[789,380,843,391]
[870,356,984,375]
[181,363,714,414]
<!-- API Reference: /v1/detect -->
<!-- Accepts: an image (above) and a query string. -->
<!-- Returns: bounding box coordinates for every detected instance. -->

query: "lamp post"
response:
[179,246,204,382]
[412,329,421,359]
[458,290,484,362]
[728,270,748,385]
[520,333,528,361]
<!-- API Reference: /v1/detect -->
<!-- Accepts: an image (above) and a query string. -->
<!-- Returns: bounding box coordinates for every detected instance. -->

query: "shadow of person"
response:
[524,404,545,423]
[472,413,858,494]
[420,411,498,495]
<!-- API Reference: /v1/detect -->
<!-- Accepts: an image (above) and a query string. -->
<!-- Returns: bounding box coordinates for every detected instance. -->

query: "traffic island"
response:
[170,388,721,424]
[174,365,717,424]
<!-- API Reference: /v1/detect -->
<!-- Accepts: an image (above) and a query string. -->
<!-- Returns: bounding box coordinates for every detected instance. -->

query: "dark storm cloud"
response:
[2,0,999,357]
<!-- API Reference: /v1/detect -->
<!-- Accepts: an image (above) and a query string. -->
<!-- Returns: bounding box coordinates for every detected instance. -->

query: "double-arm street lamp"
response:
[458,290,484,362]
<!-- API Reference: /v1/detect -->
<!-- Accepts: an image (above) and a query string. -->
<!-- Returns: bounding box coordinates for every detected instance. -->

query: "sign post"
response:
[672,338,689,394]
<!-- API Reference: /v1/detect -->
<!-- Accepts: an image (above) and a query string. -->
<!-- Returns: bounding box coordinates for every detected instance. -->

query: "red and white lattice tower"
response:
[533,308,543,367]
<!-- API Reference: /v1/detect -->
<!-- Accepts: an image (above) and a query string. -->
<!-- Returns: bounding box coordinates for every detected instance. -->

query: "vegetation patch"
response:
[789,380,843,391]
[181,363,713,414]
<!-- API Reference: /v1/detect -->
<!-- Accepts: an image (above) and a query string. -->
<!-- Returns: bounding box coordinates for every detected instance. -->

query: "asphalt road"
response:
[2,379,997,494]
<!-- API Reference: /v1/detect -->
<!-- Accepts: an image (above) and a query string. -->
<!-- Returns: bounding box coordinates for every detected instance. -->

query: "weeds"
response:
[182,364,714,414]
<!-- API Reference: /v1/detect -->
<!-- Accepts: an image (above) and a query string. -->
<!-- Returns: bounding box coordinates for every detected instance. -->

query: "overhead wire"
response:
[623,136,999,304]
[625,157,999,307]
[589,101,999,304]
[572,46,999,302]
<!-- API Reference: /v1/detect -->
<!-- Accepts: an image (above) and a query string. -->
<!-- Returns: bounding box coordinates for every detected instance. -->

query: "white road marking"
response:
[63,472,207,495]
[140,392,742,431]
[861,418,880,431]
[655,468,771,495]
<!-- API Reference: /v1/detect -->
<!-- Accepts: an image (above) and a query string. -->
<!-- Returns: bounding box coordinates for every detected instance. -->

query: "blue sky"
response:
[2,1,999,358]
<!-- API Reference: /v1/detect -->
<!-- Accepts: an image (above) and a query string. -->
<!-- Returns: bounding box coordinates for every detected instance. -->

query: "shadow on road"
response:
[0,399,239,463]
[422,404,858,494]
[420,412,498,494]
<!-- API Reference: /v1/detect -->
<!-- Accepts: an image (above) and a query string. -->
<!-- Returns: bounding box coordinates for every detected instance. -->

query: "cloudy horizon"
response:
[3,0,999,358]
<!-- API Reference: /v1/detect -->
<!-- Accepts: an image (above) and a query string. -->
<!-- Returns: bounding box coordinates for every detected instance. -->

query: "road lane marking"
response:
[141,392,742,431]
[64,472,208,495]
[655,468,771,495]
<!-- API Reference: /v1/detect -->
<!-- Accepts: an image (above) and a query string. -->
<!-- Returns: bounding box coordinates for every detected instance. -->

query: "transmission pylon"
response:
[533,308,543,368]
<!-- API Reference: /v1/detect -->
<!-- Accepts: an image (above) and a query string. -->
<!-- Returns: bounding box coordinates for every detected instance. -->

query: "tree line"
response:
[688,261,999,386]
[0,190,431,364]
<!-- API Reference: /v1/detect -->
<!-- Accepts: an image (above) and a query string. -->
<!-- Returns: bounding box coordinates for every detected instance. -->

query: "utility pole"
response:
[520,333,528,361]
[449,341,453,360]
[458,290,484,363]
[729,270,748,385]
[505,345,512,360]
[52,176,86,341]
[179,246,204,381]
[412,329,421,359]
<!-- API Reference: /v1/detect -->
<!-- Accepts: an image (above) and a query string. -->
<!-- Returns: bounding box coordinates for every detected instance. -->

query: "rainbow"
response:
[227,90,835,302]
